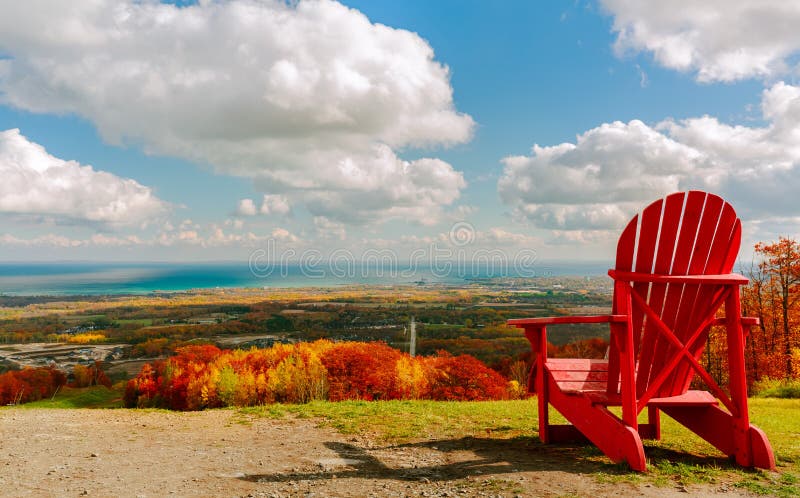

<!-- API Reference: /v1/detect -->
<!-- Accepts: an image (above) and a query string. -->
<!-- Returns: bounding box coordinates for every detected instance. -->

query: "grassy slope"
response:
[21,386,124,409]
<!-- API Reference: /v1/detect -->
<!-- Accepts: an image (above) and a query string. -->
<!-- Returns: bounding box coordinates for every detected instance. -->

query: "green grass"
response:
[242,398,541,441]
[20,386,124,409]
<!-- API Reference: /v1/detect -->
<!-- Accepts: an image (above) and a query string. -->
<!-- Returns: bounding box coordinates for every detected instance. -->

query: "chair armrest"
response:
[608,270,749,285]
[508,315,627,327]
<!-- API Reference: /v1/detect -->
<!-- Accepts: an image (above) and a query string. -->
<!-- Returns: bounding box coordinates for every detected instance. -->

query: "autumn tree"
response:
[741,237,800,381]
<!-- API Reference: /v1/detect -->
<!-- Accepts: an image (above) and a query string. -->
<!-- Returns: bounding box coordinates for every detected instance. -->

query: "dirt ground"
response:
[0,409,761,497]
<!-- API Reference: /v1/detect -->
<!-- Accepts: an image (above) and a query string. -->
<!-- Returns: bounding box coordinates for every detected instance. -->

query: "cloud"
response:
[270,227,300,243]
[0,128,168,225]
[260,194,291,216]
[499,82,800,232]
[300,150,466,224]
[236,195,292,217]
[0,0,473,225]
[314,216,347,240]
[602,0,800,82]
[0,233,82,248]
[0,233,143,248]
[498,120,705,229]
[478,228,540,247]
[236,198,258,216]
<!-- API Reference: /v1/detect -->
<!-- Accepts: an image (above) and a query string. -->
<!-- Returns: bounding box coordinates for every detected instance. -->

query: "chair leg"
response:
[660,405,775,470]
[548,377,646,471]
[535,358,550,444]
[647,406,661,440]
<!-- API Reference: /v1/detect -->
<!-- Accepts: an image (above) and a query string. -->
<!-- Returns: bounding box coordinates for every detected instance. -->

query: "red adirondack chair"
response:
[508,191,775,471]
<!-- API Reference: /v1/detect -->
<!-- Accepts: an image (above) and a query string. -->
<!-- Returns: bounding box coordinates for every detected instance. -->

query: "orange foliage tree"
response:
[741,237,800,381]
[702,237,800,388]
[0,366,66,405]
[124,340,514,410]
[70,361,112,388]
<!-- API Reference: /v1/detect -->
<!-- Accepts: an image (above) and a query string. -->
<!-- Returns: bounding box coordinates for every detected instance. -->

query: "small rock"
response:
[90,453,98,458]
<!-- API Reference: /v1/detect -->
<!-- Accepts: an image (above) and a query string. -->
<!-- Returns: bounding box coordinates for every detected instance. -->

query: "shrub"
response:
[752,377,800,398]
[0,366,66,405]
[425,351,509,401]
[321,342,403,401]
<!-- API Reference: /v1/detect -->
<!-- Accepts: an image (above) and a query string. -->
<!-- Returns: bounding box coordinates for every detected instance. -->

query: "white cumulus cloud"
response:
[260,194,291,216]
[236,198,258,216]
[499,83,800,235]
[601,0,800,82]
[0,128,168,225]
[498,120,707,230]
[0,0,473,225]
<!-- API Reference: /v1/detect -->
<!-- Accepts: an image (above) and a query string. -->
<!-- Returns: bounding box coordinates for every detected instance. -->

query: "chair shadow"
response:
[239,436,738,484]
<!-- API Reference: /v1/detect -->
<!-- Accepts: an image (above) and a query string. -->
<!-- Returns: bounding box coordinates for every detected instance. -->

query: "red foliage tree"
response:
[699,237,800,388]
[321,342,403,401]
[0,366,66,405]
[425,351,509,401]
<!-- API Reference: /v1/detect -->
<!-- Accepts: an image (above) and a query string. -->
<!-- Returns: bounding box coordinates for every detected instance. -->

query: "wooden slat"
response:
[558,381,608,391]
[546,358,608,369]
[706,203,739,274]
[615,215,638,273]
[722,220,742,272]
[549,369,609,382]
[631,199,663,356]
[609,215,639,395]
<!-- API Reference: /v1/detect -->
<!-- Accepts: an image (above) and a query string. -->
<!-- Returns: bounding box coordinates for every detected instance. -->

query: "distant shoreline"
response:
[0,261,612,297]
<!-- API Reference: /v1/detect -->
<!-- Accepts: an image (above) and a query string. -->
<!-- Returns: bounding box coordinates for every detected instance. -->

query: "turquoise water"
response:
[0,261,610,296]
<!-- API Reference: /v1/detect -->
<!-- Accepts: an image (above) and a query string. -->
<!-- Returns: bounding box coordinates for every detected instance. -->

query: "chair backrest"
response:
[612,191,741,398]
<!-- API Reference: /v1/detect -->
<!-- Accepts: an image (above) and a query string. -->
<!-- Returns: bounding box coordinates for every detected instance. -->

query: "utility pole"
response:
[409,316,416,357]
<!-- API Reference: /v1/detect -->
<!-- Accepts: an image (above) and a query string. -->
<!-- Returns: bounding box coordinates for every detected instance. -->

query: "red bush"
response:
[0,366,66,405]
[321,342,403,401]
[425,351,509,401]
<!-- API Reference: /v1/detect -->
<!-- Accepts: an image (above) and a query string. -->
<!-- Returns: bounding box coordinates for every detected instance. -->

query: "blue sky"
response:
[0,0,798,262]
